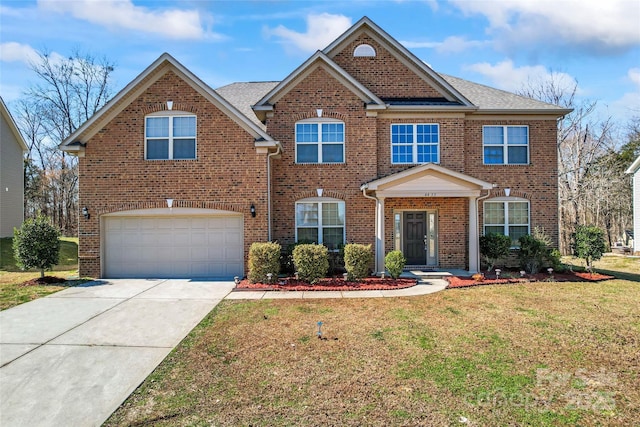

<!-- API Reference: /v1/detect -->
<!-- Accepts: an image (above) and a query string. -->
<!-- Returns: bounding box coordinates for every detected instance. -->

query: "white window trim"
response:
[295,118,345,164]
[483,198,530,247]
[390,123,440,165]
[482,125,529,165]
[295,197,346,248]
[145,112,197,160]
[354,44,376,57]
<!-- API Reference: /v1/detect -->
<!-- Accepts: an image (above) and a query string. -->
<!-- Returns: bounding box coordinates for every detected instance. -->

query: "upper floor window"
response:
[391,123,439,164]
[353,44,376,57]
[295,198,345,250]
[484,199,530,247]
[295,119,344,164]
[483,125,528,165]
[145,114,196,160]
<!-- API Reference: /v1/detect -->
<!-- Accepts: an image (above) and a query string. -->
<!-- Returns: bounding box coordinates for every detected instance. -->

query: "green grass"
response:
[105,275,639,426]
[0,236,84,310]
[0,236,79,271]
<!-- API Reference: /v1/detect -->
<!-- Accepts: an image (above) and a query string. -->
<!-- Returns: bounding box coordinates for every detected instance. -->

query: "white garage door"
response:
[104,215,243,278]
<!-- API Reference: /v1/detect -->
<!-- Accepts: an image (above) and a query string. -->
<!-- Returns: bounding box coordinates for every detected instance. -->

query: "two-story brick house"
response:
[61,17,570,279]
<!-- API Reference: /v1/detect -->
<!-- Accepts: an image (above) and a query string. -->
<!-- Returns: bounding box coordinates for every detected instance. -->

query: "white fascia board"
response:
[626,156,640,174]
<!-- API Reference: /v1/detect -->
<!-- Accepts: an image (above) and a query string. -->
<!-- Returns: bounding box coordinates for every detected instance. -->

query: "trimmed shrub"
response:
[292,244,329,284]
[573,225,606,268]
[385,250,406,279]
[479,233,512,271]
[13,214,60,278]
[518,234,552,274]
[343,244,373,281]
[248,242,281,283]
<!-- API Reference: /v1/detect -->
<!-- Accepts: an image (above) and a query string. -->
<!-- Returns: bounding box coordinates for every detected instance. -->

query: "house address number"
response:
[424,193,438,197]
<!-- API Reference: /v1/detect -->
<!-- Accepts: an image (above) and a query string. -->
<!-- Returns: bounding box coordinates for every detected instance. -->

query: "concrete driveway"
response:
[0,278,235,427]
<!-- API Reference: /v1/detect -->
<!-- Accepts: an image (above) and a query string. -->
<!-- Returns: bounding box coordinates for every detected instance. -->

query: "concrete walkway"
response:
[0,276,447,427]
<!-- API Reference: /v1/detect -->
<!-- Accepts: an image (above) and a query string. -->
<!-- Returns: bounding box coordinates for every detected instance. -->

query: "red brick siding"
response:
[78,70,269,277]
[464,120,559,247]
[268,66,378,248]
[331,34,442,99]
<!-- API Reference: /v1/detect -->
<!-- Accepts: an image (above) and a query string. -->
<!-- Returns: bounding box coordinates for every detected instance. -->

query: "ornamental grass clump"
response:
[248,242,281,283]
[385,250,406,279]
[292,244,328,284]
[343,243,373,281]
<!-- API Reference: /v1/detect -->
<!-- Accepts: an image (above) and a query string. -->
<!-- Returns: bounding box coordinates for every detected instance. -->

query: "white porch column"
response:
[376,197,385,274]
[468,196,479,272]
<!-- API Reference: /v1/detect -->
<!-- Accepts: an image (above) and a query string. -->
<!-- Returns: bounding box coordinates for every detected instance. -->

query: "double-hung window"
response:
[391,123,439,164]
[295,199,345,250]
[484,200,530,246]
[483,125,528,165]
[145,114,196,160]
[295,120,344,163]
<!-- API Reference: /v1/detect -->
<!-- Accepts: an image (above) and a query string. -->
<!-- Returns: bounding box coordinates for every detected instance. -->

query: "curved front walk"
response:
[0,277,447,427]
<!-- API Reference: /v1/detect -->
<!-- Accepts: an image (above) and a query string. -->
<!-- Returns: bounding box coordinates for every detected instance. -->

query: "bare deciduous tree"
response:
[15,50,115,235]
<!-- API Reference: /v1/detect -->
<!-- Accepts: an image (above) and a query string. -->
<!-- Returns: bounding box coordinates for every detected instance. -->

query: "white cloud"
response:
[403,36,490,54]
[265,13,352,53]
[628,68,640,89]
[37,0,216,40]
[610,68,640,119]
[465,59,577,93]
[449,0,640,54]
[0,42,40,64]
[0,42,65,66]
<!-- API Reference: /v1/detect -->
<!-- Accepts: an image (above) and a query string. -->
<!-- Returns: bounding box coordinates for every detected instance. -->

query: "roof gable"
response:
[362,163,494,198]
[0,97,28,152]
[626,155,640,174]
[60,53,278,154]
[252,51,385,121]
[323,17,475,108]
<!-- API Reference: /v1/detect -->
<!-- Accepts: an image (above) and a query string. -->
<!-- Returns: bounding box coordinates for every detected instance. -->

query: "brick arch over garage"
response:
[96,200,250,216]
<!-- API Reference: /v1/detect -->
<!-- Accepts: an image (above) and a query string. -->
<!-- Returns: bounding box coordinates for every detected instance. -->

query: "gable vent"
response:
[353,44,376,57]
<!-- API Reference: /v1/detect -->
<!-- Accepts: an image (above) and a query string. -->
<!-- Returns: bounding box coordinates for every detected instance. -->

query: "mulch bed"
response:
[446,271,615,289]
[236,276,417,291]
[20,276,67,287]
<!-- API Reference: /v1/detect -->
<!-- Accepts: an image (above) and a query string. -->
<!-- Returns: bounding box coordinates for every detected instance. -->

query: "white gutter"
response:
[361,186,381,273]
[475,189,492,271]
[267,144,282,241]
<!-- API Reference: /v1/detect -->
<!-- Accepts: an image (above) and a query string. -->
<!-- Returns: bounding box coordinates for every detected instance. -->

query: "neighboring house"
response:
[0,97,27,238]
[626,156,640,254]
[60,17,570,279]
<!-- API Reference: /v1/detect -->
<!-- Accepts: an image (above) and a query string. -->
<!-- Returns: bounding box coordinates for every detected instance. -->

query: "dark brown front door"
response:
[403,211,426,265]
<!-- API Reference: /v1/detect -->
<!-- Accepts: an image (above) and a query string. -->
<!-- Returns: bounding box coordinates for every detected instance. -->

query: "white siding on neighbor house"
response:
[634,171,640,253]
[0,112,25,237]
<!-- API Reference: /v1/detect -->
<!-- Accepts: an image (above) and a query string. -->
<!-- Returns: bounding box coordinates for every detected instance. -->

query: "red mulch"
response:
[446,271,615,289]
[236,276,417,291]
[20,276,67,287]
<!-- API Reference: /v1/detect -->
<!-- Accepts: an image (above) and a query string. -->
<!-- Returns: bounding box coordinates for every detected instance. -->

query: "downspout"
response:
[361,185,381,273]
[267,144,282,241]
[475,189,492,271]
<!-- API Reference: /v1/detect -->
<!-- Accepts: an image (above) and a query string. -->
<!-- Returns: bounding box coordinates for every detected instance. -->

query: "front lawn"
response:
[106,278,639,426]
[0,237,83,310]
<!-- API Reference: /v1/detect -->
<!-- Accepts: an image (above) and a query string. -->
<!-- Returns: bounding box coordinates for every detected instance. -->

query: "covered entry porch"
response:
[361,164,494,273]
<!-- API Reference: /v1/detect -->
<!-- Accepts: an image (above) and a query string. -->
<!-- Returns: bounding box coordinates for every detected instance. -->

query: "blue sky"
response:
[1,0,639,126]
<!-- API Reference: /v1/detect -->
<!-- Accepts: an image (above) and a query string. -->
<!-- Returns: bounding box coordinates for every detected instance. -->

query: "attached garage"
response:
[103,209,244,279]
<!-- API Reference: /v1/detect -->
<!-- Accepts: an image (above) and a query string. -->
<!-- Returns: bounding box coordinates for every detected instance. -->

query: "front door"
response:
[402,211,437,266]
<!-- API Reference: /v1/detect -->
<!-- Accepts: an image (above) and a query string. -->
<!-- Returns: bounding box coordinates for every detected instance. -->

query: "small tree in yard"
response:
[573,225,606,269]
[479,233,512,271]
[385,250,406,279]
[13,215,61,278]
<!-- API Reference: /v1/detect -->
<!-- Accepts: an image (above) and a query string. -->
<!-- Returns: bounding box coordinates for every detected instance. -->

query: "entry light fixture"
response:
[82,207,90,219]
[250,204,256,218]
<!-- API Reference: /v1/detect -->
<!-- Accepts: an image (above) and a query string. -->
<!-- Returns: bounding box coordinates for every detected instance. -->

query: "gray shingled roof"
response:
[441,74,567,112]
[215,74,567,126]
[215,81,279,129]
